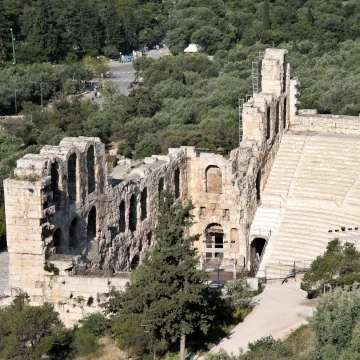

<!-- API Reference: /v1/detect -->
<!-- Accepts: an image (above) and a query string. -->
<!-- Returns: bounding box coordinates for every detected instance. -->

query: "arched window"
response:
[174,169,180,199]
[158,178,164,200]
[87,145,95,194]
[53,228,63,254]
[147,231,152,247]
[51,161,59,192]
[87,206,96,241]
[205,166,222,193]
[283,97,287,129]
[68,153,77,202]
[119,200,126,232]
[141,188,147,221]
[266,107,271,140]
[256,171,261,202]
[275,102,279,135]
[129,194,137,231]
[69,218,78,251]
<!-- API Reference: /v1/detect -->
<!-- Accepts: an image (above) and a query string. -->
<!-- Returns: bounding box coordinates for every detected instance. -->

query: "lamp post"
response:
[10,28,16,65]
[14,90,18,114]
[40,82,44,107]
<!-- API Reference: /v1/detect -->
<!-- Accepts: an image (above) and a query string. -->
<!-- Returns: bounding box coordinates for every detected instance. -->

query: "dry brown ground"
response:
[75,337,126,360]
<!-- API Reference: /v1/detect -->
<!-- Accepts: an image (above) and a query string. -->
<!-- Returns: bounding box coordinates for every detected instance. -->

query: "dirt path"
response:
[204,280,316,357]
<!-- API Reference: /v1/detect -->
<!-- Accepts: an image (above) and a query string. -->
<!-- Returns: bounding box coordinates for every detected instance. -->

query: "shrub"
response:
[71,327,102,358]
[80,313,111,337]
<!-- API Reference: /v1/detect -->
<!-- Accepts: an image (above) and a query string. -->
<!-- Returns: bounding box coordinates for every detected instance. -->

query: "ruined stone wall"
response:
[2,48,295,325]
[290,111,360,135]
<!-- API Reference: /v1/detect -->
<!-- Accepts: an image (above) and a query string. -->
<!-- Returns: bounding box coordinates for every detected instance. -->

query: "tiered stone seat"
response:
[254,133,360,279]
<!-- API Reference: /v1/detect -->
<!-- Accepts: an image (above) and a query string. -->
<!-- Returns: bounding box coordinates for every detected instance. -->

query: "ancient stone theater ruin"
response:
[3,48,360,325]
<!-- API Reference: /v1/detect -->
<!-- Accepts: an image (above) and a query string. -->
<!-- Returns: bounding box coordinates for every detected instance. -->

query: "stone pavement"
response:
[0,250,9,295]
[204,280,316,357]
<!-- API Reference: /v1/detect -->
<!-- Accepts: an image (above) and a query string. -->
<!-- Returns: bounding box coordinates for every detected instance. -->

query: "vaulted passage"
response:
[129,194,137,231]
[206,166,222,193]
[141,188,147,221]
[131,255,139,270]
[251,238,266,270]
[68,154,77,202]
[174,168,180,199]
[266,107,271,140]
[87,206,96,241]
[87,145,95,194]
[119,201,126,232]
[69,218,78,252]
[53,228,63,254]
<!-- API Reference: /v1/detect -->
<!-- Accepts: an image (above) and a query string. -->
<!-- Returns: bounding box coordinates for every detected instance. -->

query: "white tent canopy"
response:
[184,43,201,53]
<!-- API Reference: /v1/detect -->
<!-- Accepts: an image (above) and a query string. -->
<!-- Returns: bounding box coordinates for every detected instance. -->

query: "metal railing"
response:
[264,260,313,282]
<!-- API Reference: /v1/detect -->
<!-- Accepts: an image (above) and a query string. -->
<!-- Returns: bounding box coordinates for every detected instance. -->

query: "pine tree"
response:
[307,7,314,25]
[117,190,214,360]
[263,0,270,31]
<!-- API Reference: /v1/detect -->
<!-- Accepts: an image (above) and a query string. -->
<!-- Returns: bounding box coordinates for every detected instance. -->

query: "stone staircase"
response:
[251,132,360,279]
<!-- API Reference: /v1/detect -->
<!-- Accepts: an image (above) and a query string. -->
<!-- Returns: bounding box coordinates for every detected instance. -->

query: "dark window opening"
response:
[205,166,222,193]
[51,162,59,192]
[141,188,147,221]
[256,171,261,202]
[87,207,96,241]
[283,97,287,129]
[158,178,164,200]
[119,201,126,232]
[69,218,78,252]
[53,228,63,254]
[87,145,95,194]
[68,154,77,202]
[283,55,288,93]
[266,107,271,140]
[131,255,140,270]
[174,169,180,199]
[147,231,152,247]
[129,194,137,231]
[275,102,279,135]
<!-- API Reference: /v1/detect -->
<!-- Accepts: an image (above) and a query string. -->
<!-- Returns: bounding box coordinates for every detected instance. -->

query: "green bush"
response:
[80,312,111,337]
[71,327,102,358]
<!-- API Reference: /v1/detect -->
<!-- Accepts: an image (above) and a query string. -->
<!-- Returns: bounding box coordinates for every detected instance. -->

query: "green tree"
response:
[0,295,67,359]
[117,190,214,360]
[263,0,270,31]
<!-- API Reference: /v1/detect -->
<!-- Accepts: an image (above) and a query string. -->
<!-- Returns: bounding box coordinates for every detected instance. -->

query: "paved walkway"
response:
[0,250,9,295]
[207,280,316,356]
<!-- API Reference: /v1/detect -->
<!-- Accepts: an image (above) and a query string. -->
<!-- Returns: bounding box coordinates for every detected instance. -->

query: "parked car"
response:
[124,55,134,62]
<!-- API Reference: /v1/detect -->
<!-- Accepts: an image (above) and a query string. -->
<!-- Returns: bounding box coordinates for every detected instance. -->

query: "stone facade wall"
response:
[2,48,294,326]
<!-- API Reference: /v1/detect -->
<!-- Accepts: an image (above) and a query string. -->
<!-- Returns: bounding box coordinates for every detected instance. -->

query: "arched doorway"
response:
[205,223,224,259]
[250,237,266,271]
[130,254,140,270]
[129,194,137,231]
[87,145,95,194]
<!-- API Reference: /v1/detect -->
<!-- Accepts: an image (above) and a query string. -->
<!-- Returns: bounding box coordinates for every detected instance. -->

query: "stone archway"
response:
[250,237,266,270]
[205,223,224,259]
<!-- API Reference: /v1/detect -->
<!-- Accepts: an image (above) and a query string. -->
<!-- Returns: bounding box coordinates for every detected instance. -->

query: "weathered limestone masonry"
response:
[2,48,294,326]
[188,49,292,268]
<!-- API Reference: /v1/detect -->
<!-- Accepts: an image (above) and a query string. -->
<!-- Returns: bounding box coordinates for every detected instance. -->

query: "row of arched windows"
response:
[50,145,96,205]
[119,169,181,233]
[53,205,97,255]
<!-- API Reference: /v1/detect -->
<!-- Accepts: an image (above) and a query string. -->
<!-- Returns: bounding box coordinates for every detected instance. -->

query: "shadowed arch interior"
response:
[87,145,95,194]
[87,206,96,241]
[68,153,77,202]
[205,166,222,193]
